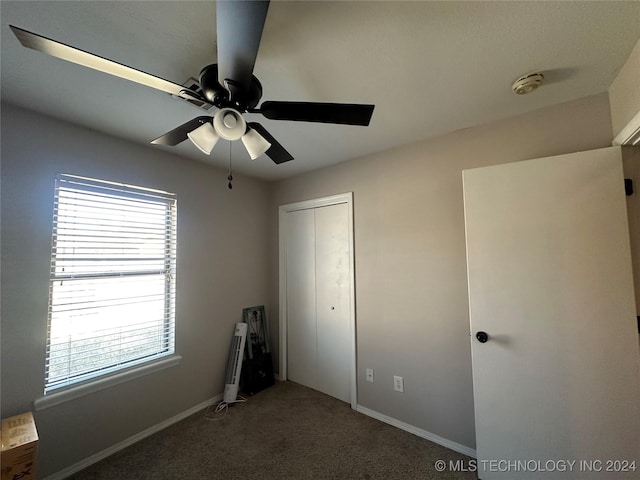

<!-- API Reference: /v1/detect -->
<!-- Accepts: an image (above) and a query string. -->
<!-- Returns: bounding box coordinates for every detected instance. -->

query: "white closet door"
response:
[315,203,351,402]
[284,202,352,402]
[285,208,317,389]
[464,147,640,479]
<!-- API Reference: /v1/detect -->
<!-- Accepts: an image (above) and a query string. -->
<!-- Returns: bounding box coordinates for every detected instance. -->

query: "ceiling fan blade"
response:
[257,101,375,126]
[10,25,185,97]
[216,0,269,92]
[248,122,294,164]
[151,117,212,146]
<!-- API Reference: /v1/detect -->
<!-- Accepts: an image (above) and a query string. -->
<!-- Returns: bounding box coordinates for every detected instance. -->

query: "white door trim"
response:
[279,192,357,409]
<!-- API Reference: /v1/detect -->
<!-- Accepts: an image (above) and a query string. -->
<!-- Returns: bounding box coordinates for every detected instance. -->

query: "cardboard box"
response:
[1,412,38,480]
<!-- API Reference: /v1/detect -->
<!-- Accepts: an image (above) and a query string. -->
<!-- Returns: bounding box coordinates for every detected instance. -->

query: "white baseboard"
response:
[43,393,223,480]
[356,404,477,458]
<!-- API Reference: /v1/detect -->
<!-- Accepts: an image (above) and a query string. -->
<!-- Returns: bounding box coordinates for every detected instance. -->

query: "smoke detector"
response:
[512,73,544,95]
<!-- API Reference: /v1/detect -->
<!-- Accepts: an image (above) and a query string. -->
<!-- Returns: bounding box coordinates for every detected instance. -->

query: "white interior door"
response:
[282,198,354,404]
[463,147,640,479]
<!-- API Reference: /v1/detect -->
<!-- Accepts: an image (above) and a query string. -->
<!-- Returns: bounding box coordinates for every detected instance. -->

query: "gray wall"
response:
[268,92,615,450]
[1,103,270,477]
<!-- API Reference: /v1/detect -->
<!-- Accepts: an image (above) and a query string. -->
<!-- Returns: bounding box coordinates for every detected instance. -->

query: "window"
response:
[45,174,177,393]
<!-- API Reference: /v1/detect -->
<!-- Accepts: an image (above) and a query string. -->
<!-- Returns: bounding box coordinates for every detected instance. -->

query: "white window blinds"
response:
[45,174,177,393]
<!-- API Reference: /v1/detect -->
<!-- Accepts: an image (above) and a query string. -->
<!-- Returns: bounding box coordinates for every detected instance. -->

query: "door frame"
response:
[278,192,357,409]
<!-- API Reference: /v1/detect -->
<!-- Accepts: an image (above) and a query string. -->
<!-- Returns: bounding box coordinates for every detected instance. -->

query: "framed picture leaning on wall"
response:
[241,305,274,395]
[242,305,270,359]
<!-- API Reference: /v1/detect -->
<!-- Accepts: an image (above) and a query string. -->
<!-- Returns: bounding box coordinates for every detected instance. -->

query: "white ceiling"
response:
[2,1,639,181]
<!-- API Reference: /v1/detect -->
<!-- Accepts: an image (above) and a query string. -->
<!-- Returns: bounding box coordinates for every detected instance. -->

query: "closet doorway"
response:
[279,193,356,407]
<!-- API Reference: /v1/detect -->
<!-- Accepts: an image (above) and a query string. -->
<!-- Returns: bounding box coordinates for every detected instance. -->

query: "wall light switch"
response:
[394,375,404,392]
[366,368,374,383]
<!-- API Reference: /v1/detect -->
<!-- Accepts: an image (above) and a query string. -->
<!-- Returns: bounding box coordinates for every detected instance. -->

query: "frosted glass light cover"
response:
[187,122,219,154]
[241,127,271,160]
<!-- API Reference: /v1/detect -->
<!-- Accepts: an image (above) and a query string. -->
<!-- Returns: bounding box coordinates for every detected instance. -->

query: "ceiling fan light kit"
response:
[9,0,375,169]
[512,72,544,95]
[185,109,271,159]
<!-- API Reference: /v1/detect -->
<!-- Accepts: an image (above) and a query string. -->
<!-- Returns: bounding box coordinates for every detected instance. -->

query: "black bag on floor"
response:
[241,352,275,396]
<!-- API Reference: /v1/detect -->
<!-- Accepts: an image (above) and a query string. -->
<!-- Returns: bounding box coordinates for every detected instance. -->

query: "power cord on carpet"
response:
[204,395,247,421]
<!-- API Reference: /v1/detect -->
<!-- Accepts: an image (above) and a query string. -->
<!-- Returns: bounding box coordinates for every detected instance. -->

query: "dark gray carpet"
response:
[68,381,477,479]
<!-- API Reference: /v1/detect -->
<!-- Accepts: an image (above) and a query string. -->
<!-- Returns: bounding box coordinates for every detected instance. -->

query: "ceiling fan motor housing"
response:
[199,64,263,111]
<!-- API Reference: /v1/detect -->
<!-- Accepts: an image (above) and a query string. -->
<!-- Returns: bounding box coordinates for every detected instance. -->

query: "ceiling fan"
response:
[9,1,375,165]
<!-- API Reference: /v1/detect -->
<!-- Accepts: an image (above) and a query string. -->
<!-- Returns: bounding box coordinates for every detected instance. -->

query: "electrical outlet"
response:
[393,375,404,392]
[366,368,374,383]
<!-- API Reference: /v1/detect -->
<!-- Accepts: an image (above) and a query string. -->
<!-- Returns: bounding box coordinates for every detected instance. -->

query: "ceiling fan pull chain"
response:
[227,141,233,190]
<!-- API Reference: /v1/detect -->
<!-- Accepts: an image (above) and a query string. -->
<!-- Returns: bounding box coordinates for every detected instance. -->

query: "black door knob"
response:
[476,331,489,343]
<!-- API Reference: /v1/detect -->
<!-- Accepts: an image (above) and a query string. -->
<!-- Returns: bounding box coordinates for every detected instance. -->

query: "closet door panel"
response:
[285,208,317,390]
[315,203,351,402]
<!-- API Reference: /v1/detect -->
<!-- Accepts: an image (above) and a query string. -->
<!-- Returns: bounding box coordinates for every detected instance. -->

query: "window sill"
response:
[34,354,182,411]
